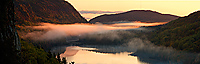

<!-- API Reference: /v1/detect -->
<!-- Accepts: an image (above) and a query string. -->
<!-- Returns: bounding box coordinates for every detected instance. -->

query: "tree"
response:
[53,53,56,58]
[47,50,52,60]
[71,61,75,64]
[69,61,75,64]
[57,53,61,63]
[61,57,67,64]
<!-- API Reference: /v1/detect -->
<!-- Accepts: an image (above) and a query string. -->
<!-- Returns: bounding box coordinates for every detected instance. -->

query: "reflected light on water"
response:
[60,46,147,64]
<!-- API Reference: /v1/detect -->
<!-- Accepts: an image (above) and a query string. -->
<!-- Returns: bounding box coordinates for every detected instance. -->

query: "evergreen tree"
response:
[47,50,52,60]
[61,57,67,64]
[57,53,61,63]
[70,61,75,64]
[53,53,56,58]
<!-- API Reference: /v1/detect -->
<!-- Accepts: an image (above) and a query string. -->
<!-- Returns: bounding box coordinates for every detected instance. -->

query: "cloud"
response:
[22,22,167,41]
[22,23,138,41]
[79,10,124,14]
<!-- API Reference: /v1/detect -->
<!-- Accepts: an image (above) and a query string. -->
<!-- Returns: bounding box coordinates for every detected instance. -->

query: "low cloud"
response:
[22,23,137,41]
[22,22,166,41]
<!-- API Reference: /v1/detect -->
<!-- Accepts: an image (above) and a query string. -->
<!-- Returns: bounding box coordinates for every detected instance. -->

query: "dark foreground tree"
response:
[62,57,67,64]
[57,53,61,62]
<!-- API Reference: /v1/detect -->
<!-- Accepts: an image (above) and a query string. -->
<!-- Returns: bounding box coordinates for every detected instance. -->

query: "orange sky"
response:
[66,0,200,20]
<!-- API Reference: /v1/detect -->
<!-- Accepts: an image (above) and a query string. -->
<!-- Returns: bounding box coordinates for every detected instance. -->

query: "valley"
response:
[1,0,199,64]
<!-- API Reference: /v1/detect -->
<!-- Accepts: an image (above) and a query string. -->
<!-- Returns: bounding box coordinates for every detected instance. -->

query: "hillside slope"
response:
[14,0,87,25]
[0,0,61,64]
[148,11,200,53]
[89,10,179,23]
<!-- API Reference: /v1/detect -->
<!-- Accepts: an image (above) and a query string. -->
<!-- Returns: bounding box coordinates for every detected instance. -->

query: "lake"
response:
[59,46,147,64]
[51,43,199,64]
[47,22,199,64]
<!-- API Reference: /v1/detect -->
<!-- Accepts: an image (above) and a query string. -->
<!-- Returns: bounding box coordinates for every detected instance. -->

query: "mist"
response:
[73,29,200,64]
[125,38,200,64]
[22,21,166,41]
[79,35,200,64]
[29,22,200,64]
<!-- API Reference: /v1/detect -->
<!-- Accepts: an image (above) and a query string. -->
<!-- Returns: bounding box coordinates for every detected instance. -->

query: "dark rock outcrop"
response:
[0,0,21,64]
[89,10,179,23]
[14,0,87,24]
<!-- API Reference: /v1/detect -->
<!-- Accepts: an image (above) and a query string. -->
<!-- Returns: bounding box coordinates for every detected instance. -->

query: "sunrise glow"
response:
[66,0,200,20]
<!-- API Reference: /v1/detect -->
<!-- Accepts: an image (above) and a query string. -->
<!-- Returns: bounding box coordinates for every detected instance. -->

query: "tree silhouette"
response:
[70,61,75,64]
[47,50,52,60]
[61,57,67,64]
[57,53,61,63]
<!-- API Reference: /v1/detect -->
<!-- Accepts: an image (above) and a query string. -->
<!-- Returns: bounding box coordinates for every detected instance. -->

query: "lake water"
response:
[51,44,200,64]
[46,22,199,64]
[59,46,147,64]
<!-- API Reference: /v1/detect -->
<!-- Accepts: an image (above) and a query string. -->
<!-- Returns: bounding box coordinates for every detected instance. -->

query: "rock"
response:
[0,0,21,63]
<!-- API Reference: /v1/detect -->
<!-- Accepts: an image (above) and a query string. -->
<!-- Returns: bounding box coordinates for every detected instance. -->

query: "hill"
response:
[89,10,179,23]
[1,0,61,64]
[14,0,87,25]
[148,11,200,53]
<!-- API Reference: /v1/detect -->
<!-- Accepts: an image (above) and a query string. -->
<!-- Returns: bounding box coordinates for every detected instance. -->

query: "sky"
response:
[66,0,200,20]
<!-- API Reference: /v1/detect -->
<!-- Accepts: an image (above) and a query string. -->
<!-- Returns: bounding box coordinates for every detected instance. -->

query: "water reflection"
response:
[60,46,79,57]
[60,46,147,64]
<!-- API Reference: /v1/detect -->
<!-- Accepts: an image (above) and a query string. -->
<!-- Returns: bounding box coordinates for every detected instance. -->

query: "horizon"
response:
[66,0,200,20]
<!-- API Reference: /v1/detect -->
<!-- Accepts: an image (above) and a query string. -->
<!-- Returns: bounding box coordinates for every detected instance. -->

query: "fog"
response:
[22,21,165,41]
[28,21,200,64]
[78,37,200,64]
[70,28,200,64]
[125,38,200,64]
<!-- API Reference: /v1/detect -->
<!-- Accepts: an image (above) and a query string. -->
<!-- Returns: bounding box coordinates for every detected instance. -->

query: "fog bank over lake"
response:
[22,21,166,41]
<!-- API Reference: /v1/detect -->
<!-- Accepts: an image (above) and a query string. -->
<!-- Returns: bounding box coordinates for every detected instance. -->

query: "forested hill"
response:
[148,11,200,53]
[89,10,179,23]
[1,0,61,64]
[14,0,87,25]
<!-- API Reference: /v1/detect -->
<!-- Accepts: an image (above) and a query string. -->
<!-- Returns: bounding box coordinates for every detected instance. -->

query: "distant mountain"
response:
[148,11,200,53]
[89,10,179,23]
[14,0,87,25]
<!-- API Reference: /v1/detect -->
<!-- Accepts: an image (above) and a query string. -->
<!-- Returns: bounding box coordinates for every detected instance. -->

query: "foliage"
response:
[61,57,67,64]
[20,40,60,64]
[148,11,200,53]
[56,53,61,63]
[14,0,88,51]
[14,0,87,25]
[78,30,144,45]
